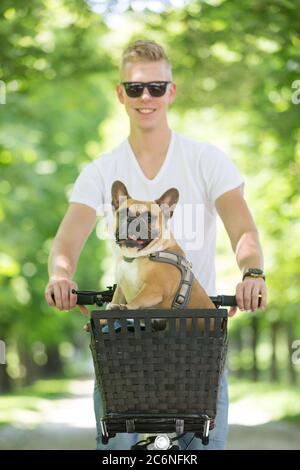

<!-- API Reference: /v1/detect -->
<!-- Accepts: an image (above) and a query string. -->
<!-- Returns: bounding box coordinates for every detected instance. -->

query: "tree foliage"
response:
[0,0,299,389]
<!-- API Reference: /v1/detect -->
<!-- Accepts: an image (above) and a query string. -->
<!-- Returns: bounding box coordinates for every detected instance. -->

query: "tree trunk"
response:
[236,330,244,378]
[270,322,278,382]
[43,346,63,377]
[22,348,38,386]
[251,316,259,382]
[286,323,297,385]
[0,365,12,392]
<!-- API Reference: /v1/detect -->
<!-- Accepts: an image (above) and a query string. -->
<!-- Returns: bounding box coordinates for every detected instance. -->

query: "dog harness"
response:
[122,251,194,309]
[148,251,194,309]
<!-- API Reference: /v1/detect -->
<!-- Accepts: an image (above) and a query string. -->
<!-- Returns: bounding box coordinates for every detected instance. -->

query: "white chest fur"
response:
[116,258,144,303]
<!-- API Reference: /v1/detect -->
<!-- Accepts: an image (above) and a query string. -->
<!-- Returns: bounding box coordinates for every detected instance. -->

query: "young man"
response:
[45,40,267,450]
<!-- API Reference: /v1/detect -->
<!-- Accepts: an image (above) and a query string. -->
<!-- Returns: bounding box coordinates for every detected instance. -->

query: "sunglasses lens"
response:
[124,84,144,97]
[123,82,169,98]
[148,83,167,97]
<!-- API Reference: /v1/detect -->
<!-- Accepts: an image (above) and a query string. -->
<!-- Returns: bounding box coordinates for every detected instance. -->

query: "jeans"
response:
[93,369,228,450]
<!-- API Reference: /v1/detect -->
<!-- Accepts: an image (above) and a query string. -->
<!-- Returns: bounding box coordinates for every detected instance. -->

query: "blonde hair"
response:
[120,40,172,79]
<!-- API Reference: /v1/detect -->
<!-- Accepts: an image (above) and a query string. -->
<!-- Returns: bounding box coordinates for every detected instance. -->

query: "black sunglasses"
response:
[121,81,171,98]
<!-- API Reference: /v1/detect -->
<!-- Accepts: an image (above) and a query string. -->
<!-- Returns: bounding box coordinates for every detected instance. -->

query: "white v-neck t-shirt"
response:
[69,131,244,295]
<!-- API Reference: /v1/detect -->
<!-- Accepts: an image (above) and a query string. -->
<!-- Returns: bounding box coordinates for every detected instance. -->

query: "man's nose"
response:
[141,87,151,100]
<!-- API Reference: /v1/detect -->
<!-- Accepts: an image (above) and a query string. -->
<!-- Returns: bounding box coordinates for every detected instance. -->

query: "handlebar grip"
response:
[218,295,237,307]
[71,289,98,305]
[76,293,94,305]
[215,294,262,308]
[50,291,95,305]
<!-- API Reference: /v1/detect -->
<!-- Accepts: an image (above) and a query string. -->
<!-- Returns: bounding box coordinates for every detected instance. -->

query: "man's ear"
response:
[111,181,130,211]
[155,187,179,219]
[167,82,176,105]
[116,84,125,104]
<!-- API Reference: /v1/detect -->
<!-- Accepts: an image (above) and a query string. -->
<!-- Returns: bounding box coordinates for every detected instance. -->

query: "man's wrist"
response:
[49,271,73,281]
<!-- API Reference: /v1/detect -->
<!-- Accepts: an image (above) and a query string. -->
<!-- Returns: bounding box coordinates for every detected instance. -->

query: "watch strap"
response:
[242,270,265,281]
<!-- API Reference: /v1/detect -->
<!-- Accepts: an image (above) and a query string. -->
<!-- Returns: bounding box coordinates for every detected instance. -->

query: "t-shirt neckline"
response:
[125,131,175,185]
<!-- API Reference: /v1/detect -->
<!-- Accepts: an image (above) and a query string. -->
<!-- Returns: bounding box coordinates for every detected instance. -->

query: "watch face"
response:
[249,269,263,275]
[243,268,265,281]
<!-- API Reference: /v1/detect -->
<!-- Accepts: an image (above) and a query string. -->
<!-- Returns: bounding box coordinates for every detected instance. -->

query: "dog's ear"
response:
[155,188,179,219]
[111,181,130,211]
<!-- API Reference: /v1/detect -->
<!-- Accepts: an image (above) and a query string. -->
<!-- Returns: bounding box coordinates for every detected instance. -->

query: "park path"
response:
[0,379,299,450]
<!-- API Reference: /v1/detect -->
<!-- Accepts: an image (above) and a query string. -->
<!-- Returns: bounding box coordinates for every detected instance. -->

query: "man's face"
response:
[116,60,176,131]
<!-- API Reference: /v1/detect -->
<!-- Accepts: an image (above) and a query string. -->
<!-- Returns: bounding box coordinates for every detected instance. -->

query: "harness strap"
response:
[149,251,194,309]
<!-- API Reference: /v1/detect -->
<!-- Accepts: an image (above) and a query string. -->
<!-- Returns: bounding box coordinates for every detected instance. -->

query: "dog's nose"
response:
[128,233,137,241]
[127,215,149,239]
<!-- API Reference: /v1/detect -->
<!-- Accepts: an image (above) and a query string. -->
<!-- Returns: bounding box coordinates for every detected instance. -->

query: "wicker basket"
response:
[90,308,228,442]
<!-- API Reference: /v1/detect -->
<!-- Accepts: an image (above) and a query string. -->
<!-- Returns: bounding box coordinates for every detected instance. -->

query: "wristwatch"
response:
[242,268,265,281]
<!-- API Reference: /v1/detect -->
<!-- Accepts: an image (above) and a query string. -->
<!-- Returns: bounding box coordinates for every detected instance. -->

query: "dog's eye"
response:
[118,208,128,218]
[148,213,157,223]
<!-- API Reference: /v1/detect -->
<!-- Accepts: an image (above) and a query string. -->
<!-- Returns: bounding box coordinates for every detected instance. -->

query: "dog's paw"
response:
[106,303,128,310]
[117,303,128,310]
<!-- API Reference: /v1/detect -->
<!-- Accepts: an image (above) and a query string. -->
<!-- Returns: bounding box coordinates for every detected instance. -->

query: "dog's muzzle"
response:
[115,214,159,250]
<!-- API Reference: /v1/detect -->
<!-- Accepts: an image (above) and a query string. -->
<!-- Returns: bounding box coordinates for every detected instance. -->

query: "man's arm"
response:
[45,203,97,314]
[215,187,267,315]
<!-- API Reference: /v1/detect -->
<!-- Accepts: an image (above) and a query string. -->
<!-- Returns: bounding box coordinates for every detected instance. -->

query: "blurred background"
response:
[0,0,299,450]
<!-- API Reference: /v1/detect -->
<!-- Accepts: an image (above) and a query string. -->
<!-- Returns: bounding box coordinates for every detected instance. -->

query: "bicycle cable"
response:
[168,432,195,450]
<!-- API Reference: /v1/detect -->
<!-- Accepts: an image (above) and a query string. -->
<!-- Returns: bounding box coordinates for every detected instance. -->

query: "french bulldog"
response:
[108,181,215,318]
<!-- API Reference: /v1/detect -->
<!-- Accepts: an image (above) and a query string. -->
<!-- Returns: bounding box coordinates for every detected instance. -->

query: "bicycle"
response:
[73,285,238,450]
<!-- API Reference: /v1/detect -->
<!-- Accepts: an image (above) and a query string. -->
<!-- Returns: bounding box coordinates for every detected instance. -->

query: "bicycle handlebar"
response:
[52,284,261,308]
[51,285,262,308]
[70,285,244,308]
[73,286,116,307]
[210,295,238,308]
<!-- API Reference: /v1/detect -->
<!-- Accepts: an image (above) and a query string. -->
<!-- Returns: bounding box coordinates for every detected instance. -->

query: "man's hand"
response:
[228,277,267,317]
[46,203,97,317]
[45,276,89,316]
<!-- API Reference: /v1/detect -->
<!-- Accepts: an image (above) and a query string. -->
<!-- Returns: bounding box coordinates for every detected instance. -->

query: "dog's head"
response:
[111,181,179,257]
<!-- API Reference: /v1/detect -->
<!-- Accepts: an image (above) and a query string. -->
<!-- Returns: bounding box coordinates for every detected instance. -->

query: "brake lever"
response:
[72,284,116,306]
